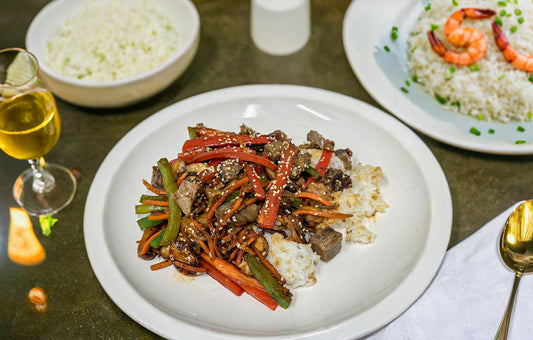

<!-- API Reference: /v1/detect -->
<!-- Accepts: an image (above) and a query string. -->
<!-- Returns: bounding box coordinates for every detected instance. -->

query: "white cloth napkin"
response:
[367,202,533,340]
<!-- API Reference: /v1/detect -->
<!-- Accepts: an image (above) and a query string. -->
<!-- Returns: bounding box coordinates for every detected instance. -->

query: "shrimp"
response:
[492,21,533,72]
[427,8,495,65]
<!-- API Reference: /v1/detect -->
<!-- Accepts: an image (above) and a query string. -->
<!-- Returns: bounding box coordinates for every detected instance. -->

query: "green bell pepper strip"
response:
[139,194,167,203]
[156,158,182,247]
[244,254,291,309]
[137,216,165,229]
[135,204,167,214]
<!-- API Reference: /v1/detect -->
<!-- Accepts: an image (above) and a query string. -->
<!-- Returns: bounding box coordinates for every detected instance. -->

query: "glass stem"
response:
[28,158,55,194]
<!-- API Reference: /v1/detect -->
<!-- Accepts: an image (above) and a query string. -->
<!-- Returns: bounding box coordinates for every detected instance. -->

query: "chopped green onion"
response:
[449,66,456,73]
[477,114,484,121]
[495,16,503,26]
[411,45,418,53]
[518,126,526,132]
[497,1,507,6]
[452,0,459,5]
[304,166,322,181]
[391,27,399,41]
[515,140,527,144]
[515,9,522,15]
[469,64,479,72]
[451,101,461,108]
[469,127,481,136]
[500,10,507,16]
[510,25,518,33]
[401,87,409,93]
[435,94,446,104]
[425,3,431,11]
[498,74,506,81]
[430,24,439,31]
[445,77,452,82]
[528,74,533,82]
[528,112,532,121]
[405,80,411,87]
[488,128,495,134]
[412,75,419,82]
[384,45,390,52]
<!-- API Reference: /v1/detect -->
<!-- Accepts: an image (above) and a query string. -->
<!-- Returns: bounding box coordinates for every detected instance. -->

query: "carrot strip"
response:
[241,284,278,311]
[200,254,264,290]
[150,259,173,271]
[142,200,169,206]
[148,213,169,221]
[139,228,165,255]
[221,195,245,224]
[142,179,166,195]
[292,209,353,219]
[207,177,249,221]
[173,260,207,273]
[295,192,333,206]
[198,258,244,296]
[190,219,216,258]
[235,249,244,266]
[176,171,189,187]
[221,226,243,242]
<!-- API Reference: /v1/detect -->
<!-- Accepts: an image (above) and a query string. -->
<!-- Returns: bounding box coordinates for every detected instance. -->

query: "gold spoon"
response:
[495,200,533,340]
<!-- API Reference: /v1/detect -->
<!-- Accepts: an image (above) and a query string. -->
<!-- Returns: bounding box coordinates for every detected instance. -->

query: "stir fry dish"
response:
[135,123,388,310]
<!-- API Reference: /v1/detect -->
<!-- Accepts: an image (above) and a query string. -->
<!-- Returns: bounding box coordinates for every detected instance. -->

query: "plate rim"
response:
[83,84,452,339]
[342,0,533,155]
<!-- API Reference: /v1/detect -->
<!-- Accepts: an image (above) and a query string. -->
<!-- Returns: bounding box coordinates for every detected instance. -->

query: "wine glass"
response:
[0,47,76,216]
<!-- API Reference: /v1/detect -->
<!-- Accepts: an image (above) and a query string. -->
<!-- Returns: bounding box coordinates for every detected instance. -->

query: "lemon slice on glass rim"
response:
[2,50,38,97]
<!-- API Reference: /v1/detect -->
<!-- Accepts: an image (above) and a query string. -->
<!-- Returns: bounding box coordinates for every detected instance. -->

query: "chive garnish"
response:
[405,80,411,87]
[498,74,505,81]
[401,87,409,93]
[495,17,503,26]
[489,128,495,134]
[425,3,431,11]
[452,0,458,5]
[518,126,526,132]
[430,24,439,31]
[518,17,525,24]
[515,9,522,15]
[469,64,479,72]
[411,46,418,53]
[391,26,399,41]
[515,140,526,144]
[435,94,446,104]
[477,114,484,121]
[449,66,456,73]
[470,127,481,136]
[384,45,390,52]
[500,10,507,16]
[412,75,418,82]
[497,1,507,6]
[510,26,518,33]
[528,74,533,82]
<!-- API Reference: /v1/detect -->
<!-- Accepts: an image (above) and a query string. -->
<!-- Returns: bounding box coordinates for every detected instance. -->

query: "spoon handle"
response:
[495,272,523,340]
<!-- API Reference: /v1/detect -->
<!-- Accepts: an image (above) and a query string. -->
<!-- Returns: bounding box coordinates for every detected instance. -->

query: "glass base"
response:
[13,163,77,216]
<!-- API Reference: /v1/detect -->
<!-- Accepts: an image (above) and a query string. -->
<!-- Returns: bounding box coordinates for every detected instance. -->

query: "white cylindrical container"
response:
[251,0,310,56]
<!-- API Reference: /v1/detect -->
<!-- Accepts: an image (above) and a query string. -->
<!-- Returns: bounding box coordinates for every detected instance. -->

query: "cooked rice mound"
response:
[407,0,533,122]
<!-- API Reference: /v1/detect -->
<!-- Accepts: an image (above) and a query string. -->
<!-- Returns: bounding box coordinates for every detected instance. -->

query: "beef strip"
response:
[334,148,353,171]
[323,168,352,192]
[174,176,203,215]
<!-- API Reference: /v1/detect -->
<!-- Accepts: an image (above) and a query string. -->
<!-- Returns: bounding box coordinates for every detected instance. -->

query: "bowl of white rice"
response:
[25,0,200,108]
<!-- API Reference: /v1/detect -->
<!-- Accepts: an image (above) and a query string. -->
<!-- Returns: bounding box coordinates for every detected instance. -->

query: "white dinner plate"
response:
[343,0,533,155]
[84,85,452,339]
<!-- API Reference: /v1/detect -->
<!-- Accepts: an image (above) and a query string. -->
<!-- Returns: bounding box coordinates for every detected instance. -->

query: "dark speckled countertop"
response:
[1,0,532,338]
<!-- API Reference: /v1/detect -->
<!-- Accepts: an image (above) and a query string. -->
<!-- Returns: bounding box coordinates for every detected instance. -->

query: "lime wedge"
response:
[6,51,35,86]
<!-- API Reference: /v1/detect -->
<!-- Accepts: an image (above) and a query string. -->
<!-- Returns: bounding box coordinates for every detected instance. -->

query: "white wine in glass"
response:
[0,47,76,216]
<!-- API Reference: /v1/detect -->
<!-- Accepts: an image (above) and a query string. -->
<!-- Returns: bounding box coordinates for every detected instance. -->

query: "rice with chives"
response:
[45,0,180,81]
[407,0,533,122]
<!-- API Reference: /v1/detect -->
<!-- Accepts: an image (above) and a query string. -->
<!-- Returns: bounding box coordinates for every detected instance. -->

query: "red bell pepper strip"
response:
[200,254,278,310]
[257,143,299,229]
[243,163,265,200]
[182,135,276,152]
[303,148,332,189]
[198,258,244,296]
[179,147,277,170]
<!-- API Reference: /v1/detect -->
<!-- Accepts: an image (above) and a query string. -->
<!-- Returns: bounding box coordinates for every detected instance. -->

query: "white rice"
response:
[267,160,388,288]
[267,233,320,289]
[407,0,533,122]
[45,0,180,81]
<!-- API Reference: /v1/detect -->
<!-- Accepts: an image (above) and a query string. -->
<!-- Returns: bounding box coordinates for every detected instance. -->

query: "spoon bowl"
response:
[495,200,533,340]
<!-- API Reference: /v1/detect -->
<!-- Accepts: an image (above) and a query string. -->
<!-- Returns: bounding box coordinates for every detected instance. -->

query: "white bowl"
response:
[25,0,200,108]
